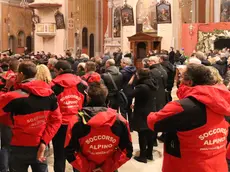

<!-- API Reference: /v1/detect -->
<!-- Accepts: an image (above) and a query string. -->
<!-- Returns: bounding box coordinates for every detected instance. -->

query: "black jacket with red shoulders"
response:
[0,79,62,147]
[148,84,230,172]
[51,73,88,125]
[65,106,133,172]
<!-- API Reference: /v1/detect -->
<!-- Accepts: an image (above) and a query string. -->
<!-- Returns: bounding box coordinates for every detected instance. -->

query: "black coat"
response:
[101,66,123,97]
[213,58,228,77]
[149,63,168,111]
[129,78,158,132]
[169,51,175,64]
[120,66,136,97]
[161,60,176,91]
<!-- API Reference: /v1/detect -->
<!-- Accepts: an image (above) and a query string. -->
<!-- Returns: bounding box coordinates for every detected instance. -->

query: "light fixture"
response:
[20,0,29,8]
[188,24,194,35]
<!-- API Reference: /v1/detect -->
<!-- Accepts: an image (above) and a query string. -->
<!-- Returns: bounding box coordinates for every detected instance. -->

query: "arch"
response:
[89,34,95,58]
[113,7,121,37]
[8,35,16,53]
[26,36,32,53]
[18,31,25,47]
[82,27,88,48]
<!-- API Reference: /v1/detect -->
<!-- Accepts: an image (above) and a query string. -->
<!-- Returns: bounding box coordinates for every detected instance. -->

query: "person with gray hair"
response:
[101,59,123,111]
[48,58,58,79]
[120,57,136,130]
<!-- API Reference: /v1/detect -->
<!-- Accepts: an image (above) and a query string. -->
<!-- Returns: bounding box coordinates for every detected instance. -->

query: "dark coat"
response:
[120,66,136,97]
[114,52,123,66]
[161,60,176,91]
[169,51,175,64]
[224,70,230,87]
[149,63,168,111]
[130,78,158,132]
[213,58,228,77]
[101,66,123,97]
[201,60,211,66]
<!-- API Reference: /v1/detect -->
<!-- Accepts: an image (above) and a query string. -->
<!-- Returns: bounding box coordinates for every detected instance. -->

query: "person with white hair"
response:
[101,59,123,111]
[187,57,202,65]
[48,58,58,78]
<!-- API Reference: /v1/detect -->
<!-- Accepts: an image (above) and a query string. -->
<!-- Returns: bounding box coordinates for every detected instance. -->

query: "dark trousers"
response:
[107,96,119,111]
[52,125,77,172]
[9,146,47,172]
[0,148,8,172]
[120,98,133,130]
[0,124,12,172]
[138,130,155,157]
[53,125,68,172]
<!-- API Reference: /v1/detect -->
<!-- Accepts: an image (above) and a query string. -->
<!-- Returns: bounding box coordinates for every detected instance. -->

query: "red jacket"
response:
[148,84,230,172]
[81,72,101,83]
[51,73,87,125]
[65,107,133,172]
[0,80,62,147]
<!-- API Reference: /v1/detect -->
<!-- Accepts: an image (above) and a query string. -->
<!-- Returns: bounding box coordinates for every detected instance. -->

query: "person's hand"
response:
[130,104,134,109]
[37,143,46,162]
[93,168,103,172]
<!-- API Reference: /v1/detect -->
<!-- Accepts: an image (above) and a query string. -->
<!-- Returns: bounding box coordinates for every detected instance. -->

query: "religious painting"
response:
[220,0,230,22]
[156,0,172,24]
[55,10,65,29]
[136,0,157,33]
[113,7,121,37]
[121,4,134,26]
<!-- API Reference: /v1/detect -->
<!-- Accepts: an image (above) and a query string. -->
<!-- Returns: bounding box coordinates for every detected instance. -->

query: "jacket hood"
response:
[82,72,101,83]
[106,66,120,75]
[177,84,230,115]
[52,73,81,87]
[82,107,117,127]
[122,66,136,74]
[136,78,158,91]
[19,80,53,97]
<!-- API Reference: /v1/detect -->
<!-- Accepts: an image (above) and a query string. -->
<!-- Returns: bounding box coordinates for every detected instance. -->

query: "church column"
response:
[205,0,210,23]
[209,0,214,22]
[192,0,196,23]
[95,0,100,55]
[214,0,221,22]
[108,0,113,38]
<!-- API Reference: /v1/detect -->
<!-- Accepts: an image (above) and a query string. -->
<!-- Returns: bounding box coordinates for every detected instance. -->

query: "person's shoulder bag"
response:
[108,73,128,107]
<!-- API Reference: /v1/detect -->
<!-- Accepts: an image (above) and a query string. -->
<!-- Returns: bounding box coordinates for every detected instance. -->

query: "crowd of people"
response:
[0,47,229,172]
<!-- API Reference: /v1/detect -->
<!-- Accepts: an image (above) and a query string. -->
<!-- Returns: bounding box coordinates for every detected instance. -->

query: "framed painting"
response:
[121,4,134,26]
[156,0,172,24]
[55,10,65,29]
[220,0,230,22]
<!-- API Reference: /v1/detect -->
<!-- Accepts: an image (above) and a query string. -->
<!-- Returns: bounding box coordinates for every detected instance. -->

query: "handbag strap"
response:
[108,73,118,91]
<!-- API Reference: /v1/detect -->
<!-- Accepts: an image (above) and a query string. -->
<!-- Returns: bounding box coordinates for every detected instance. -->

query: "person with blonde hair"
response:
[206,66,223,84]
[36,64,52,84]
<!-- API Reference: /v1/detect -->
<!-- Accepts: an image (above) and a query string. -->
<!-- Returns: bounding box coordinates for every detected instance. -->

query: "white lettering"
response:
[85,135,117,144]
[198,128,228,140]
